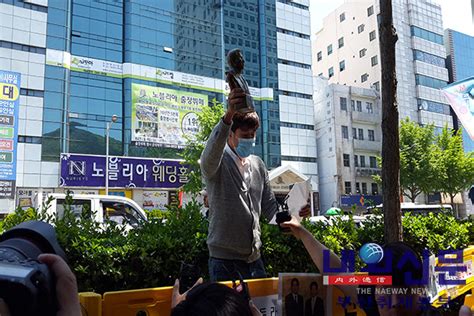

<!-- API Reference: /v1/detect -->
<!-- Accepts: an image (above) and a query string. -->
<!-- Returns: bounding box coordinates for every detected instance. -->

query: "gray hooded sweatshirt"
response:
[200,119,279,262]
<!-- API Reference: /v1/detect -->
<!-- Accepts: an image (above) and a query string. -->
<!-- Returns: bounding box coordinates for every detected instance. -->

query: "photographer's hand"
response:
[38,254,81,316]
[171,278,203,309]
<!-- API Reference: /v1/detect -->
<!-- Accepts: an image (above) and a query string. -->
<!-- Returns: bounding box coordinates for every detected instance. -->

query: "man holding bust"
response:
[200,49,310,281]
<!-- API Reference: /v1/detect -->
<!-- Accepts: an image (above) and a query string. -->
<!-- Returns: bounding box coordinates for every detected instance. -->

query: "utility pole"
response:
[379,0,402,242]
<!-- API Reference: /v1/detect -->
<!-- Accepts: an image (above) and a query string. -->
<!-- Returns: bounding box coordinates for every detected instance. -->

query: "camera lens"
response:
[0,220,66,262]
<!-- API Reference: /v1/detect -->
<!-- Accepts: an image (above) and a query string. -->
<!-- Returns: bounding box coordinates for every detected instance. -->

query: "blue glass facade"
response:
[42,0,225,161]
[223,0,281,167]
[446,30,474,153]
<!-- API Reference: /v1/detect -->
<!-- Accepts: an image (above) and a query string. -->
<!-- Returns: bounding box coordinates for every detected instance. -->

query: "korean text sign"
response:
[131,83,207,148]
[60,153,189,189]
[0,71,20,198]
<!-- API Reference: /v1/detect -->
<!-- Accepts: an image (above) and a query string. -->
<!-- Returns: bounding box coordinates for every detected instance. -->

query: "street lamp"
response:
[105,114,118,195]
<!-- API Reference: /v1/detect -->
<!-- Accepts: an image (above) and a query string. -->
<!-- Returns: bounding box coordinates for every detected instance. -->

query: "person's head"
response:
[309,282,319,297]
[171,283,252,316]
[290,278,299,294]
[368,242,427,316]
[227,49,244,73]
[200,190,209,208]
[228,112,260,159]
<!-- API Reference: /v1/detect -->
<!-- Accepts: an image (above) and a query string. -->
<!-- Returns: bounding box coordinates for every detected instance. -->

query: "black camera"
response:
[275,194,292,232]
[0,220,66,316]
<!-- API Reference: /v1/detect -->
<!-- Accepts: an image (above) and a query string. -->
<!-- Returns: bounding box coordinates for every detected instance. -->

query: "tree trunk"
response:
[379,0,402,243]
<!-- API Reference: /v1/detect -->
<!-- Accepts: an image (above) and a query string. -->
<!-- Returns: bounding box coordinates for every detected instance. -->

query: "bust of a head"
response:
[227,48,244,75]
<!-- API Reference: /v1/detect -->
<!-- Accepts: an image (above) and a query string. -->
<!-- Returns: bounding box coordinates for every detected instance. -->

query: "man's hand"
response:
[38,254,81,316]
[298,202,311,218]
[171,278,203,309]
[224,88,246,124]
[280,216,307,240]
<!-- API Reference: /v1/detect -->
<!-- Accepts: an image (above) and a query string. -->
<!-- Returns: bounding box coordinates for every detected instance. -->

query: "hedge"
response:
[0,201,472,293]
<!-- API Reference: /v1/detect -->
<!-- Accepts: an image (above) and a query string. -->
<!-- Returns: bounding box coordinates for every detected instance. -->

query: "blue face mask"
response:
[235,138,255,158]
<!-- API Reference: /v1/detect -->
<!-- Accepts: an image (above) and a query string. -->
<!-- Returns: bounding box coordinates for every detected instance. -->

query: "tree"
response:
[379,0,402,243]
[179,98,225,195]
[433,127,474,207]
[399,118,436,202]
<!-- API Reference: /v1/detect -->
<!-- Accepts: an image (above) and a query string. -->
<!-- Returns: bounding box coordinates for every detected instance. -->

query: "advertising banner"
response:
[0,70,20,198]
[60,153,189,189]
[131,83,206,148]
[442,77,474,140]
[46,49,274,101]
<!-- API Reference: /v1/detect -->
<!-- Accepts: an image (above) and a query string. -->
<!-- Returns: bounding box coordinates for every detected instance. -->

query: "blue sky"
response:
[310,0,473,36]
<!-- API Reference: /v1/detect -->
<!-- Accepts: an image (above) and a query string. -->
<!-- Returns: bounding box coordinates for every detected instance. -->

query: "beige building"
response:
[312,0,452,130]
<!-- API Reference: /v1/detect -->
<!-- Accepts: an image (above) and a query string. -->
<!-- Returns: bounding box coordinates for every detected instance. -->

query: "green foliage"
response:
[179,98,225,195]
[432,127,474,205]
[399,118,437,202]
[0,200,472,293]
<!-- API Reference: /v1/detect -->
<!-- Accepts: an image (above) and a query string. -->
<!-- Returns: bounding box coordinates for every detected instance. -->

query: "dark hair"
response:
[291,278,299,287]
[231,111,260,132]
[310,281,318,289]
[171,283,252,316]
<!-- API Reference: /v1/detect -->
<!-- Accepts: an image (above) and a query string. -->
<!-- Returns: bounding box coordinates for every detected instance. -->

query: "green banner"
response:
[0,152,13,163]
[131,84,207,148]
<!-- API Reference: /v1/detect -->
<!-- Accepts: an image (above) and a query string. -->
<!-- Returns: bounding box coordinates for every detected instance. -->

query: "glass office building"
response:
[0,0,317,211]
[445,29,474,153]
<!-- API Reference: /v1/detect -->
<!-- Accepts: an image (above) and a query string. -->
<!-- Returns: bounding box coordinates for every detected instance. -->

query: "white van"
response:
[42,194,148,228]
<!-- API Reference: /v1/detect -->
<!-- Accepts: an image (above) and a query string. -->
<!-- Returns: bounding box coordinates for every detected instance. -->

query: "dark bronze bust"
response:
[225,48,255,113]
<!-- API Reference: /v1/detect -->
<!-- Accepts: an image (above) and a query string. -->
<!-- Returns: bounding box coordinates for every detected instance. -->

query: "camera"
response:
[275,194,292,232]
[0,220,66,316]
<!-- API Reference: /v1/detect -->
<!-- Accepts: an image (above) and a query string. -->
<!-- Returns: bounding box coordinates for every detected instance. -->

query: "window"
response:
[371,55,378,66]
[360,155,366,167]
[358,128,364,140]
[369,30,376,41]
[354,155,359,167]
[366,102,373,113]
[413,50,445,67]
[415,75,447,89]
[359,48,367,58]
[339,60,345,72]
[345,182,351,194]
[338,37,344,48]
[362,183,368,194]
[343,154,350,167]
[340,12,346,22]
[373,81,380,91]
[371,183,378,195]
[340,97,347,111]
[328,67,334,78]
[358,24,365,33]
[356,101,362,112]
[356,182,361,194]
[351,100,355,111]
[317,51,322,61]
[410,26,443,45]
[361,73,369,82]
[368,129,375,141]
[367,5,374,16]
[327,44,333,55]
[370,156,377,168]
[352,128,357,139]
[342,126,349,139]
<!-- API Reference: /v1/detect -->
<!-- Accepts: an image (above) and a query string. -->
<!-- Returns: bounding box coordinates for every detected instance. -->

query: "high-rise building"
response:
[314,77,381,212]
[445,29,474,153]
[0,0,318,212]
[313,0,452,130]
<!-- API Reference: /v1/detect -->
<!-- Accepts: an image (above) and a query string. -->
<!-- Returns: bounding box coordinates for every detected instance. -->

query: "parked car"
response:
[42,194,148,229]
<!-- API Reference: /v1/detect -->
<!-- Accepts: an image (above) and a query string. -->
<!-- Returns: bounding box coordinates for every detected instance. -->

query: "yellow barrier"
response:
[80,278,367,316]
[78,245,474,315]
